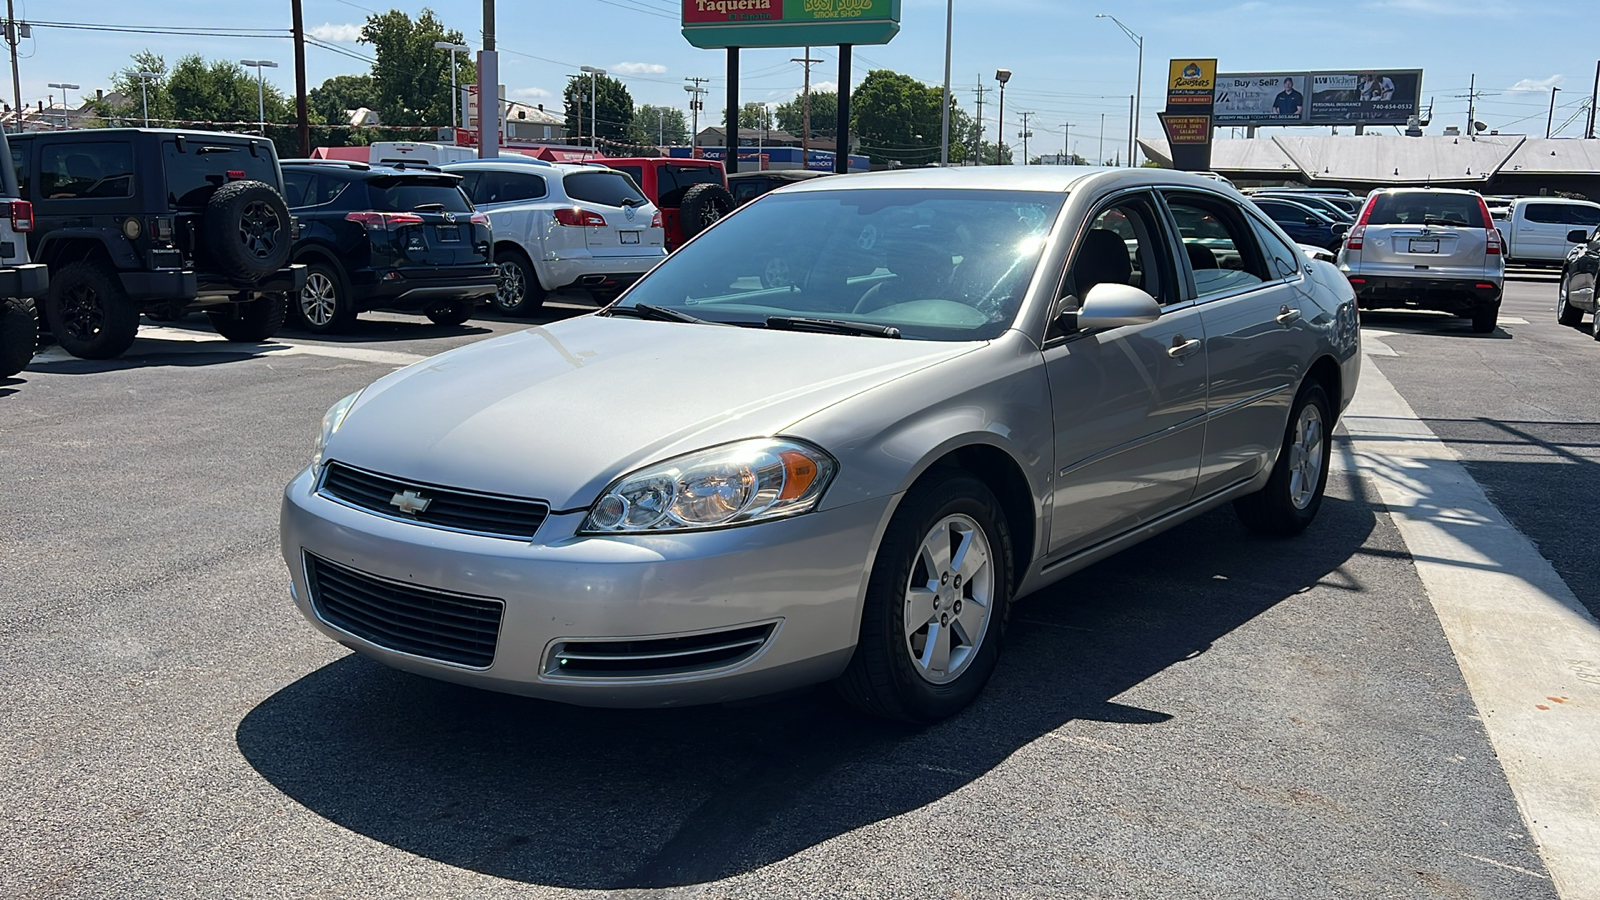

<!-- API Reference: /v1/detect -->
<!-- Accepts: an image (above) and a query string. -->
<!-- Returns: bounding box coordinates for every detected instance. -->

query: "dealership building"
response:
[1139,134,1600,200]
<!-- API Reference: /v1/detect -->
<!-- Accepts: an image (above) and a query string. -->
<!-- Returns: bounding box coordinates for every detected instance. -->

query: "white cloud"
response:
[611,62,667,76]
[812,81,838,94]
[1508,75,1564,92]
[511,87,551,100]
[308,22,362,43]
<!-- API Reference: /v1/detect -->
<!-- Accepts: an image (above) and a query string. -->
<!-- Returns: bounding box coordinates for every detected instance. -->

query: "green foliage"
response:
[738,102,773,131]
[309,75,378,128]
[564,73,634,146]
[775,90,837,140]
[852,70,978,167]
[633,104,688,146]
[359,8,474,127]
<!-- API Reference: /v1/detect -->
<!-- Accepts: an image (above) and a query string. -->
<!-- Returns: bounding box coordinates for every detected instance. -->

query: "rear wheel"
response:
[424,300,474,326]
[42,261,140,360]
[293,262,356,334]
[1470,305,1500,334]
[1234,380,1332,536]
[836,472,1013,723]
[0,296,38,377]
[492,249,546,317]
[206,293,287,342]
[1557,273,1583,326]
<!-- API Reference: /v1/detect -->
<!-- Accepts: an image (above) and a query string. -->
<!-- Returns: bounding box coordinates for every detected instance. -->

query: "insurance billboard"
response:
[1212,69,1422,126]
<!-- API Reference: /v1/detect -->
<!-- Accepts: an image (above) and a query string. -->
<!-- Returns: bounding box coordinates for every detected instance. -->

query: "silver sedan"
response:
[280,167,1360,722]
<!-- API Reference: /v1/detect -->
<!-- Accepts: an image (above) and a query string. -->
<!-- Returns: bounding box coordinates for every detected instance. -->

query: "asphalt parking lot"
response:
[0,276,1593,898]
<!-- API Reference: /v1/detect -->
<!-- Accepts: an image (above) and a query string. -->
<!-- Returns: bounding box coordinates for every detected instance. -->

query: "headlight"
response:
[580,438,836,534]
[311,390,362,467]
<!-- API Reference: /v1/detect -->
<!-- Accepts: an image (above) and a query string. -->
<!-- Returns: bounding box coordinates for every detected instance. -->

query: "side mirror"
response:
[1567,229,1590,244]
[1071,283,1162,330]
[1331,221,1350,238]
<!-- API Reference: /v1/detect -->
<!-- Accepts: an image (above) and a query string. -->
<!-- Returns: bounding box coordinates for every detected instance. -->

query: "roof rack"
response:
[374,160,445,172]
[282,158,371,170]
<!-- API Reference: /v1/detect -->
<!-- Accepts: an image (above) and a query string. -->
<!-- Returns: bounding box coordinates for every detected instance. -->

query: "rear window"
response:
[563,171,647,208]
[1367,192,1485,228]
[162,139,278,209]
[365,177,471,213]
[40,141,135,200]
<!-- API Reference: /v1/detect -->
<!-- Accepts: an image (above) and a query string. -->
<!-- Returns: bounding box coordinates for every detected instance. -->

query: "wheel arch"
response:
[35,233,119,272]
[493,240,551,291]
[1306,354,1343,422]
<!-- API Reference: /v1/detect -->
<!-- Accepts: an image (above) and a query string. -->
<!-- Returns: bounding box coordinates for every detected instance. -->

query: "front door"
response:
[1044,191,1208,557]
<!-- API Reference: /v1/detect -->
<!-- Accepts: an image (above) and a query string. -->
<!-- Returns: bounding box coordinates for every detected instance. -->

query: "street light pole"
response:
[1096,14,1143,166]
[133,72,158,128]
[1547,86,1562,139]
[940,0,953,165]
[46,81,77,130]
[995,69,1011,166]
[237,61,277,136]
[434,42,469,132]
[580,65,606,151]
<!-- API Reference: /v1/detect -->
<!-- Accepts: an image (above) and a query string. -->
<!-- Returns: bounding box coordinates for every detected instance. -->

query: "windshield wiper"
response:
[764,316,902,338]
[605,302,725,325]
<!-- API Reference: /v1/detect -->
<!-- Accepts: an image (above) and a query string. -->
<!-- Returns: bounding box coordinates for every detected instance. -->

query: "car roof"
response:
[774,165,1224,196]
[442,160,605,176]
[284,160,459,180]
[728,170,829,182]
[1509,196,1599,205]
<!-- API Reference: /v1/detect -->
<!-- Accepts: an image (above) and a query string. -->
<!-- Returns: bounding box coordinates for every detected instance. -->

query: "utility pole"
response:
[1547,86,1562,139]
[1128,95,1135,164]
[1062,121,1072,163]
[1588,60,1598,139]
[685,76,710,152]
[478,0,498,158]
[973,80,989,165]
[1098,112,1105,165]
[939,0,953,165]
[1018,111,1033,164]
[791,49,823,161]
[292,0,309,156]
[4,0,22,127]
[1467,73,1476,142]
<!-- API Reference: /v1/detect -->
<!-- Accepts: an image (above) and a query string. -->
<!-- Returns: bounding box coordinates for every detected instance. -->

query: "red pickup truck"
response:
[602,158,735,251]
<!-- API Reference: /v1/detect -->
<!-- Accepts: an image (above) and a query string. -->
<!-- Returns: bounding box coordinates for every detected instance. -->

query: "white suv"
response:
[443,160,665,315]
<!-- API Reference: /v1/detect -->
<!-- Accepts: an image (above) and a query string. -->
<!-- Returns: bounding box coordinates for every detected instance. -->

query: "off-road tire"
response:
[205,180,292,281]
[424,300,474,326]
[836,472,1014,723]
[292,261,357,334]
[679,183,735,240]
[1470,305,1500,334]
[42,261,140,360]
[492,248,545,317]
[1234,380,1333,536]
[0,295,38,377]
[206,293,287,342]
[1557,273,1583,327]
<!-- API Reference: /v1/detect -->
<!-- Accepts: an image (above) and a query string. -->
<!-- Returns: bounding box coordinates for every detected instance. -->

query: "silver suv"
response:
[1337,187,1505,332]
[0,127,49,377]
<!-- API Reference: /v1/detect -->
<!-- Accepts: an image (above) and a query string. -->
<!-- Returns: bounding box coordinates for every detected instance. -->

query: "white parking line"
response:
[1342,353,1600,898]
[32,326,429,368]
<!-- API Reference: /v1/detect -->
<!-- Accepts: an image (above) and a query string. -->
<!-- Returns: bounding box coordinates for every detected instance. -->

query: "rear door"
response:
[561,170,663,256]
[1361,191,1487,278]
[364,175,487,268]
[1512,202,1592,262]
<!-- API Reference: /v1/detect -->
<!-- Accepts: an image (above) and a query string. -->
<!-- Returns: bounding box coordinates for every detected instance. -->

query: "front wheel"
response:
[1234,380,1332,536]
[836,472,1013,723]
[1557,274,1583,327]
[207,294,287,342]
[424,300,474,326]
[42,261,140,360]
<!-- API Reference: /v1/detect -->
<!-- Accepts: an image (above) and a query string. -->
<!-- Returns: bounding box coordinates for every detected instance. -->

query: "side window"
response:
[1524,204,1565,225]
[502,172,547,202]
[1249,215,1302,280]
[1563,205,1600,227]
[282,170,314,208]
[312,176,349,206]
[1164,192,1270,298]
[452,171,481,200]
[39,141,134,200]
[1060,193,1170,314]
[10,144,27,201]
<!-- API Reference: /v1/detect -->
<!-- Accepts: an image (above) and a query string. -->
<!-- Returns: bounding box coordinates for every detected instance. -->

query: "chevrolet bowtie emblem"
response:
[390,489,432,515]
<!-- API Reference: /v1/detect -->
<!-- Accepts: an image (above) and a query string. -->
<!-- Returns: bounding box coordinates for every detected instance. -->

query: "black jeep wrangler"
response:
[10,128,305,360]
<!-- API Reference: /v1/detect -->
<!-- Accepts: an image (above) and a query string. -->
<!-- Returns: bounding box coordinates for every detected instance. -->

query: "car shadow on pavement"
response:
[236,494,1378,889]
[1359,311,1514,339]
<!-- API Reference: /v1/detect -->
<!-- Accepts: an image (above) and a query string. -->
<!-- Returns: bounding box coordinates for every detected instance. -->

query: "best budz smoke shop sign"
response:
[682,0,901,49]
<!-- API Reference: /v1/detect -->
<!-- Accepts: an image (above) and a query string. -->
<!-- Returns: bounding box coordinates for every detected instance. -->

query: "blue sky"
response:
[12,0,1596,156]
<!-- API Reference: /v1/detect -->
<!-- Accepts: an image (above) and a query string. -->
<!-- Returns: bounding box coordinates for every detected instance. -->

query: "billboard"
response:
[1213,69,1422,126]
[682,0,901,49]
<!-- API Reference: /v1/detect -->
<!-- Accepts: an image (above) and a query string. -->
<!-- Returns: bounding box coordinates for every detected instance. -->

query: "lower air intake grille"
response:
[306,554,503,668]
[547,623,776,678]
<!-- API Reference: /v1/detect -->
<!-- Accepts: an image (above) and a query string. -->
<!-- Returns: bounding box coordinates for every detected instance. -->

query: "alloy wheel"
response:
[903,513,995,685]
[58,284,104,341]
[299,272,338,326]
[1287,402,1326,510]
[496,261,526,312]
[239,200,283,259]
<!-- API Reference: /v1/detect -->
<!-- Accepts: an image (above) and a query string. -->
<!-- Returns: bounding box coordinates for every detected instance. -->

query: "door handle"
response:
[1167,336,1201,359]
[1276,305,1302,325]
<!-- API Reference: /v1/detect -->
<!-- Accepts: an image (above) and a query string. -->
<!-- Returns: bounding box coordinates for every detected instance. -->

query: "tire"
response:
[836,472,1014,723]
[42,261,140,360]
[1557,273,1583,327]
[679,183,735,240]
[424,300,474,326]
[0,296,38,377]
[492,249,546,317]
[1470,305,1500,334]
[1234,380,1332,536]
[759,255,795,289]
[292,262,356,334]
[206,293,287,342]
[204,180,293,281]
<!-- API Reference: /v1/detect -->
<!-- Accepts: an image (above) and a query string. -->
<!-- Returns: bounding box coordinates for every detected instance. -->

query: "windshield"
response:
[1368,192,1485,228]
[616,188,1064,342]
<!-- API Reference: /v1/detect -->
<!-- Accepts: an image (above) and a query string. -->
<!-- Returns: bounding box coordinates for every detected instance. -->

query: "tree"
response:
[164,55,292,126]
[564,73,634,147]
[310,75,378,127]
[775,90,837,140]
[95,51,174,125]
[738,102,773,131]
[360,8,475,127]
[633,104,688,146]
[850,70,952,167]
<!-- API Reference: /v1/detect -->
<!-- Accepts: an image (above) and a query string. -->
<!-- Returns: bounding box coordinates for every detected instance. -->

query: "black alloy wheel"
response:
[42,261,140,360]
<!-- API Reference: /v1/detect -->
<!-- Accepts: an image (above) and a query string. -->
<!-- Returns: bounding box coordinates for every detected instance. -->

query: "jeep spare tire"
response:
[679,183,735,240]
[205,180,292,281]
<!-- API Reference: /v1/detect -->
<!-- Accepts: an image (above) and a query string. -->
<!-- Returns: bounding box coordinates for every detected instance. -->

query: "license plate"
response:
[1408,239,1439,253]
[620,231,640,245]
[436,225,461,242]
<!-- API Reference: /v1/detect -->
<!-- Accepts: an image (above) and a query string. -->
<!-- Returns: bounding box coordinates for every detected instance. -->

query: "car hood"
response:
[326,315,978,510]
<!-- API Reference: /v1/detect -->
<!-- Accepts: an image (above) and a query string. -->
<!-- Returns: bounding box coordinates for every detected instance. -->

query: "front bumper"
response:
[1342,271,1502,314]
[279,464,889,707]
[0,263,47,298]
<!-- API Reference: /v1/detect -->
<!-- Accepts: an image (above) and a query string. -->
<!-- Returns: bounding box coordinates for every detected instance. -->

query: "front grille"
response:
[319,462,548,541]
[306,554,503,668]
[546,623,776,678]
